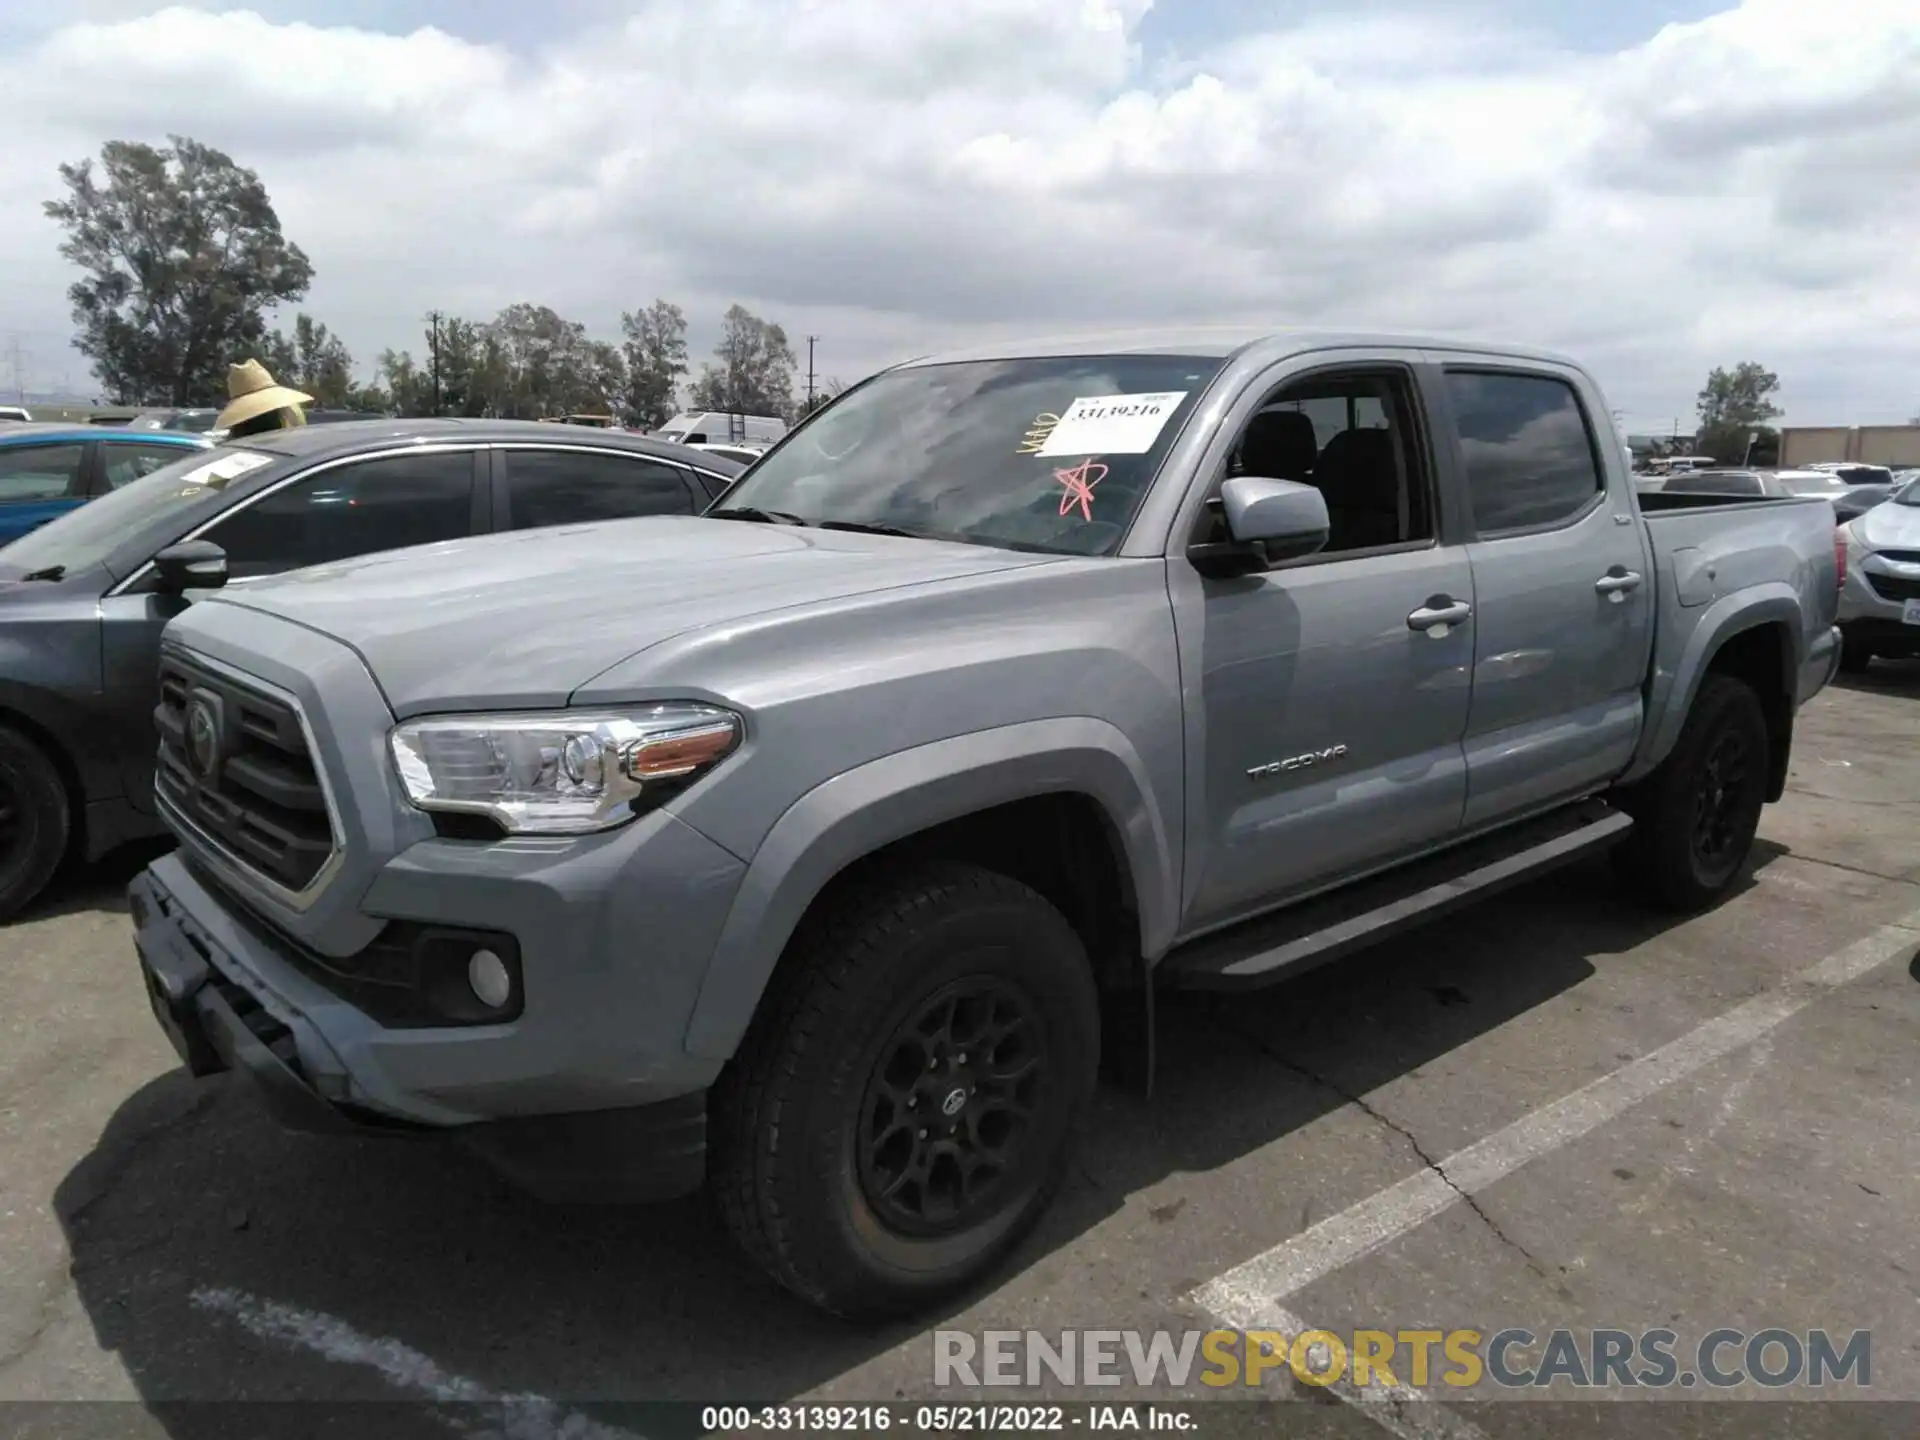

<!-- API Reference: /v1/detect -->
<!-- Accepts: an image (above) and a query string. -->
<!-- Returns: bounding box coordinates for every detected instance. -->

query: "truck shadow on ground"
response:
[1832,656,1920,694]
[51,851,1777,1436]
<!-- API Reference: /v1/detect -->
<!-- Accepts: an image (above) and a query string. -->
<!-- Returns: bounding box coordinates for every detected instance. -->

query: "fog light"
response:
[467,948,513,1009]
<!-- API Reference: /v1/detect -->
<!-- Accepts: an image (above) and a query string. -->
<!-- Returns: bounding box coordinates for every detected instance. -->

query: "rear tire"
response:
[710,861,1100,1321]
[1838,629,1874,674]
[0,724,71,922]
[1611,674,1770,913]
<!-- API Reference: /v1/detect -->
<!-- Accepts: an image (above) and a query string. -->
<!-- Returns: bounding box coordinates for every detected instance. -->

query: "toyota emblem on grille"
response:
[186,698,221,780]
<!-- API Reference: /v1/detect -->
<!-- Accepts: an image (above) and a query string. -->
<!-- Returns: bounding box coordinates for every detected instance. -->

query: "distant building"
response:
[1781,425,1920,468]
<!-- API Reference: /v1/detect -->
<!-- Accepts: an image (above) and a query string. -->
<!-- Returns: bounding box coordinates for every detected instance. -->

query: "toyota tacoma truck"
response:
[128,330,1842,1320]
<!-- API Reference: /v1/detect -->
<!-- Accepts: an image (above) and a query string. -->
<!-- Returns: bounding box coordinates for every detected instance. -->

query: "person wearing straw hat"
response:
[215,358,312,438]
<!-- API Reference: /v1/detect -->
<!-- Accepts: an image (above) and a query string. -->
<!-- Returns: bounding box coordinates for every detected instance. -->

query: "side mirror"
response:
[152,540,229,595]
[1188,476,1330,578]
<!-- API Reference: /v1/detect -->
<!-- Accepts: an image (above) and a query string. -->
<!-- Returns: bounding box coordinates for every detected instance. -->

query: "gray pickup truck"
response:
[128,329,1841,1320]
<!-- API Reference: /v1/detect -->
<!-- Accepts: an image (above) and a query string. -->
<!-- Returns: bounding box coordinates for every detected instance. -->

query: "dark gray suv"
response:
[0,419,741,919]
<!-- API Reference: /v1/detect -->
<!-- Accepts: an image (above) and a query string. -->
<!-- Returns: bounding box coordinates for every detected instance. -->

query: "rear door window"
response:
[1444,372,1606,534]
[499,448,700,531]
[102,442,198,490]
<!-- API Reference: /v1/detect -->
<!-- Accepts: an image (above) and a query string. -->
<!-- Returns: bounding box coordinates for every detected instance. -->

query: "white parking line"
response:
[1253,1303,1495,1440]
[1191,909,1920,1429]
[192,1286,641,1439]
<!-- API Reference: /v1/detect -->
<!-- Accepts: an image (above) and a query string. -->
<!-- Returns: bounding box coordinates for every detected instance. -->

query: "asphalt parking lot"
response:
[1,664,1915,1440]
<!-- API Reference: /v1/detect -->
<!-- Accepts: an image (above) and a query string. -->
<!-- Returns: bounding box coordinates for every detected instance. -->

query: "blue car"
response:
[0,425,213,546]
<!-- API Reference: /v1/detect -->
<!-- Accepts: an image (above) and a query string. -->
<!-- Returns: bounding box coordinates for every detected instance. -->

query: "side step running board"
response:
[1162,800,1634,992]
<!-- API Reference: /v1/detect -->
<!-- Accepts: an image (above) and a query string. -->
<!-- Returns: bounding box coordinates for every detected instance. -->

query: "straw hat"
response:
[215,359,313,431]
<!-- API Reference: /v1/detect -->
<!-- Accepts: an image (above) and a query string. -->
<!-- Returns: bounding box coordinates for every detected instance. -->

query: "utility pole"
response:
[427,310,443,416]
[5,333,25,403]
[806,335,819,411]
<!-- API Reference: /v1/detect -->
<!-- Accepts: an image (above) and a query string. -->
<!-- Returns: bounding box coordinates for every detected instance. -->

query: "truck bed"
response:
[1623,491,1842,785]
[1640,492,1838,607]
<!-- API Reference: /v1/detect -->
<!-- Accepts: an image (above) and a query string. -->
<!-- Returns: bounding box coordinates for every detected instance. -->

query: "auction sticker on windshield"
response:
[1037,392,1188,457]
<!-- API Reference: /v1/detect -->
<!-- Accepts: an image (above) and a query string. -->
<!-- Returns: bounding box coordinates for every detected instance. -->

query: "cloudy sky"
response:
[0,0,1913,431]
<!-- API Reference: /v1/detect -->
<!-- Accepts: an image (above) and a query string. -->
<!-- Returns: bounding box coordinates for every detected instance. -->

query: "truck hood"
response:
[201,516,1055,716]
[1855,500,1920,551]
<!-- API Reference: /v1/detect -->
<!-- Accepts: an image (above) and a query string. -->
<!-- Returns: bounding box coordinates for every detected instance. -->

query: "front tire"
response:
[0,724,71,922]
[1612,673,1770,913]
[710,862,1100,1320]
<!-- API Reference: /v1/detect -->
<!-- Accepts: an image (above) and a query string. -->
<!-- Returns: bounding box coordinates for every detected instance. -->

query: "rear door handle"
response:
[1407,596,1472,632]
[1595,567,1643,596]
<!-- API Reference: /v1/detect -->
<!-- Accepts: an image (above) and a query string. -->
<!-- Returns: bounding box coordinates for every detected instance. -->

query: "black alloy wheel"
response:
[1610,673,1769,912]
[856,976,1048,1237]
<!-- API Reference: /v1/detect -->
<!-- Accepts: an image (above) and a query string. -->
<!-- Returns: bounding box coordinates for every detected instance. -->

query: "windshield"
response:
[1832,465,1892,486]
[1896,478,1920,507]
[718,354,1225,555]
[1777,473,1847,495]
[0,445,274,576]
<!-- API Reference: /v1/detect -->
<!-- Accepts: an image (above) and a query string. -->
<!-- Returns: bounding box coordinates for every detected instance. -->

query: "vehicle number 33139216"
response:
[697,1404,1091,1432]
[1903,598,1920,626]
[1038,392,1188,457]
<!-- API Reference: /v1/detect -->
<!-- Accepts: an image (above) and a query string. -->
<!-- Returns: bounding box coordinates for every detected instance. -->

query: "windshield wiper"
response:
[707,506,808,526]
[19,565,64,582]
[814,520,925,539]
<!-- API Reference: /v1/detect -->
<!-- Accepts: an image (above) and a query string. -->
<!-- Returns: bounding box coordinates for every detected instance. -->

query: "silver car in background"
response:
[1837,475,1920,671]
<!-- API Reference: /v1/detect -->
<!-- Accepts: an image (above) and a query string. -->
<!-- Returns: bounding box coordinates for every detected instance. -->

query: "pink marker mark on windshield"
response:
[1054,456,1108,522]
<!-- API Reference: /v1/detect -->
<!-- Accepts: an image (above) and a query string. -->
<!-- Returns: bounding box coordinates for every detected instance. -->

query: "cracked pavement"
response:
[1213,1017,1567,1295]
[0,666,1916,1436]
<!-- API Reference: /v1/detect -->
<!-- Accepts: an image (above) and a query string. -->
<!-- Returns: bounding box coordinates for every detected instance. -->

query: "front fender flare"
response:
[680,716,1178,1060]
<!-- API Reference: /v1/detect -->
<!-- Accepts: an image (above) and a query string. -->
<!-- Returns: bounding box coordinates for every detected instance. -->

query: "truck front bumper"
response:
[129,855,719,1204]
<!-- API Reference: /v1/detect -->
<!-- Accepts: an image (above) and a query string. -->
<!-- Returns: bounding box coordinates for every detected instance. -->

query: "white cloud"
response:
[0,0,1915,427]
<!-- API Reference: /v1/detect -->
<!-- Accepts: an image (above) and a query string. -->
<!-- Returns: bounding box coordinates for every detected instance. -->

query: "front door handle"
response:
[1407,596,1472,632]
[1595,566,1644,597]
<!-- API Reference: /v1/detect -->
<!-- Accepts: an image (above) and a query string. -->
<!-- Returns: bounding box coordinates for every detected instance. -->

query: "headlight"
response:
[389,703,742,835]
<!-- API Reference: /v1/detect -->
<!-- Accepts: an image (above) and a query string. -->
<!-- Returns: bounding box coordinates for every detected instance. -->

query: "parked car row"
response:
[0,420,742,917]
[89,328,1848,1323]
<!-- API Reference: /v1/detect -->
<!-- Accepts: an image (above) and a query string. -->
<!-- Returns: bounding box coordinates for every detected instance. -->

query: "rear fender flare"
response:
[680,717,1178,1060]
[1622,586,1801,785]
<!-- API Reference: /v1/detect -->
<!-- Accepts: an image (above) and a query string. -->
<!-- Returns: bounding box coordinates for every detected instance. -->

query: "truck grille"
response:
[155,651,338,894]
[1864,571,1920,603]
